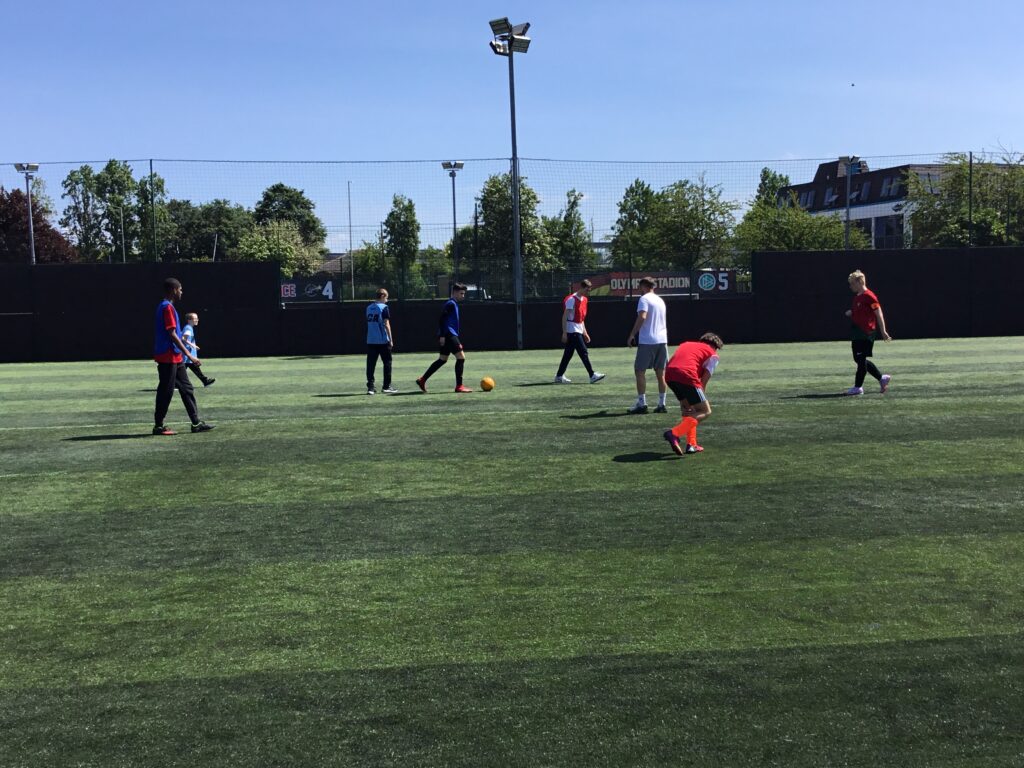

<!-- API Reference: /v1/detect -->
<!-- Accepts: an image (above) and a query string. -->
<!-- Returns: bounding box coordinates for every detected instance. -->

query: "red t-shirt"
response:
[666,341,719,387]
[154,302,183,364]
[850,289,881,335]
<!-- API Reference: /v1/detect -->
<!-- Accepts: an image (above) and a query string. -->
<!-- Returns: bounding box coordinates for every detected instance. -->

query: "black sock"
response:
[423,358,446,381]
[455,359,465,386]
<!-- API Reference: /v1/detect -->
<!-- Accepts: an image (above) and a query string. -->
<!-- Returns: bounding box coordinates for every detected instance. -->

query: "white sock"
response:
[658,392,667,406]
[637,394,647,406]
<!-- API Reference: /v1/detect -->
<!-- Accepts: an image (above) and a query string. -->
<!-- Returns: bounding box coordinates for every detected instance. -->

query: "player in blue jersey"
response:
[366,288,396,394]
[152,278,215,435]
[181,312,215,387]
[416,282,472,393]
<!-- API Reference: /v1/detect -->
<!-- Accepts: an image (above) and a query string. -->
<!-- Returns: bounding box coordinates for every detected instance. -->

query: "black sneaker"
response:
[153,424,176,436]
[191,421,216,433]
[627,403,649,414]
[203,378,216,387]
[654,404,668,414]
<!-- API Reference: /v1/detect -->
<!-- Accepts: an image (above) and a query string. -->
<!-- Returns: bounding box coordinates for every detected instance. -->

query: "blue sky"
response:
[2,1,1020,248]
[3,0,1020,162]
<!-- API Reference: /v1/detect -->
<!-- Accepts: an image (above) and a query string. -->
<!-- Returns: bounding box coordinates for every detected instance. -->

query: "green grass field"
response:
[2,339,1023,767]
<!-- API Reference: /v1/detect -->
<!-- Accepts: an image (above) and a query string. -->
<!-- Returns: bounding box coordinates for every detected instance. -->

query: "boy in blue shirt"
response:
[416,283,472,393]
[181,312,216,387]
[366,288,396,394]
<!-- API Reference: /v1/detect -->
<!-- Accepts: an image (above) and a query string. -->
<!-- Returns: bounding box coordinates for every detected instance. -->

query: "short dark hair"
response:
[639,276,656,289]
[452,282,468,292]
[579,279,592,289]
[699,332,724,350]
[163,277,181,294]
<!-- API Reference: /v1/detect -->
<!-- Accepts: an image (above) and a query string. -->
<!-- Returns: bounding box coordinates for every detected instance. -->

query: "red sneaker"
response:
[685,444,704,454]
[152,425,176,436]
[663,430,684,456]
[416,377,427,393]
[454,384,473,393]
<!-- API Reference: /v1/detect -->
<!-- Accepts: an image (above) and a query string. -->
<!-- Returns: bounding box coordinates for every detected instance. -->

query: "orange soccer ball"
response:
[480,376,495,391]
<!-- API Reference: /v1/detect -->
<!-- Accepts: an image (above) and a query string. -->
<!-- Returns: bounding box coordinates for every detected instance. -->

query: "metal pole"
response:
[473,199,480,294]
[120,207,127,264]
[844,158,853,250]
[347,181,354,299]
[149,159,158,261]
[211,232,218,262]
[450,170,459,280]
[508,47,524,349]
[968,151,974,247]
[24,173,37,266]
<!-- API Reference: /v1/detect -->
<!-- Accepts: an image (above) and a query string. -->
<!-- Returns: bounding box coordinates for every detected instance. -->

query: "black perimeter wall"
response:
[1,247,1022,363]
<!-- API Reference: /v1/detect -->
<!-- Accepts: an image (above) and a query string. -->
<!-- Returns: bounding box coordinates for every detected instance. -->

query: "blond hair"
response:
[848,270,866,284]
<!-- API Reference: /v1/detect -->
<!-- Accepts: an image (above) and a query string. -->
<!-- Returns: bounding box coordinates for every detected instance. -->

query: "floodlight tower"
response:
[488,17,531,349]
[13,163,39,265]
[441,161,464,279]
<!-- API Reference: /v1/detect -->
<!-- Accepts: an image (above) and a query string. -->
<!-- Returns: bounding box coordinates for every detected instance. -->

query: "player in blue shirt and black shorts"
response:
[366,288,396,394]
[416,282,472,393]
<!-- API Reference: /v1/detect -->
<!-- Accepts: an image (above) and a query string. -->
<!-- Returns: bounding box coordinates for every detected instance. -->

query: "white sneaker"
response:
[879,374,891,394]
[554,375,572,384]
[845,386,864,396]
[589,372,606,384]
[367,389,375,395]
[382,386,398,394]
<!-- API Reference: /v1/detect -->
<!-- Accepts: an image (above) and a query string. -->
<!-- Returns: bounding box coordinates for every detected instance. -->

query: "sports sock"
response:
[687,422,698,446]
[637,394,647,407]
[423,358,446,381]
[658,392,667,407]
[672,416,698,439]
[455,359,465,386]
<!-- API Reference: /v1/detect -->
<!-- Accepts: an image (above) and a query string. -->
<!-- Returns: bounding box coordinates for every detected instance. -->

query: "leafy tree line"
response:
[5,156,1023,287]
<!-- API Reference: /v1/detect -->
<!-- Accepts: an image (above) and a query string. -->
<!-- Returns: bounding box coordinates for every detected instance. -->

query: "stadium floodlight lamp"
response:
[441,161,466,171]
[489,39,509,56]
[511,22,530,36]
[13,163,39,265]
[509,35,531,53]
[489,17,512,35]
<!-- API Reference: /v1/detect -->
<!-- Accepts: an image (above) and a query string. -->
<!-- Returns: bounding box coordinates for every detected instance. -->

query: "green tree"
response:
[60,166,106,261]
[734,198,869,265]
[137,172,175,261]
[237,220,320,277]
[94,160,140,261]
[478,173,551,297]
[423,244,453,296]
[254,183,327,252]
[755,167,791,205]
[654,176,737,272]
[610,179,662,270]
[542,189,597,275]
[903,152,1024,247]
[166,199,255,261]
[382,194,421,297]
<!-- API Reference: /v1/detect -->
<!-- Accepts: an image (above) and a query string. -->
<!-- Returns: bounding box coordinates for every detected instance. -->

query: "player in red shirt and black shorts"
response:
[662,332,723,456]
[844,270,892,396]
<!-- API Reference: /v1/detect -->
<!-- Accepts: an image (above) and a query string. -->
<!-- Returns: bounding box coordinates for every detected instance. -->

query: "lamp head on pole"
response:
[488,17,530,56]
[14,162,39,175]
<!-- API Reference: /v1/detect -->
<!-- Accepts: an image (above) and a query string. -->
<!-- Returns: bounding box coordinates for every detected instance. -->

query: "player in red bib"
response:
[662,332,723,456]
[844,269,892,395]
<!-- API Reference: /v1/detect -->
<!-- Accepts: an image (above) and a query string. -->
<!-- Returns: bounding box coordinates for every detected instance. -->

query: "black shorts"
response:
[852,338,875,357]
[440,335,464,355]
[667,381,707,406]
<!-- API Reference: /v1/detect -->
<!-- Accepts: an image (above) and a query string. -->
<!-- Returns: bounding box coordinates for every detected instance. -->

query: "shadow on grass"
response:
[612,451,677,463]
[138,389,157,393]
[780,392,852,400]
[281,355,333,360]
[515,382,556,388]
[63,434,153,442]
[313,393,371,399]
[561,410,629,420]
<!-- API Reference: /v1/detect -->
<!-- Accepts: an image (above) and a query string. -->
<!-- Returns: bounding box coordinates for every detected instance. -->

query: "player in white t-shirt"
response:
[625,276,668,413]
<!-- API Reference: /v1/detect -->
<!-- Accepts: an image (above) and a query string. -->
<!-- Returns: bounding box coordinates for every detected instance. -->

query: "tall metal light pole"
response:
[441,162,464,281]
[347,180,355,299]
[489,17,531,349]
[14,163,39,265]
[841,155,859,250]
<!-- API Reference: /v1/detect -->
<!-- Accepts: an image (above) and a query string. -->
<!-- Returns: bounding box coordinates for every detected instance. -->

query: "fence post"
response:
[968,151,973,247]
[149,159,158,261]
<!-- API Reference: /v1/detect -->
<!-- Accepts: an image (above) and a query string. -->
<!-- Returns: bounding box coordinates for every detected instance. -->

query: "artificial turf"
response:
[1,339,1023,766]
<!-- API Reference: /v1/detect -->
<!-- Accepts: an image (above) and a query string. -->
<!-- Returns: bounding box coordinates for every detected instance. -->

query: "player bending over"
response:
[662,332,723,456]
